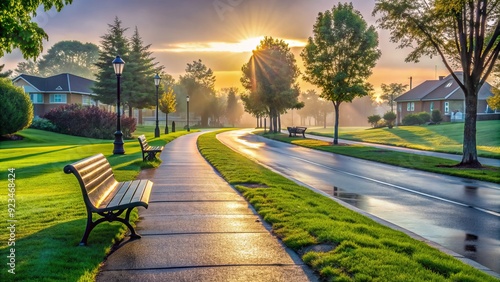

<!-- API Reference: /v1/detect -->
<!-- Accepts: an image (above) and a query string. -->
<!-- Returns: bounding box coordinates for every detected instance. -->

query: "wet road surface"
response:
[217,129,500,274]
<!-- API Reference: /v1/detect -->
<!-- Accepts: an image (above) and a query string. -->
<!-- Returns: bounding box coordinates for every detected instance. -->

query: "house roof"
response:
[13,73,95,95]
[395,72,495,102]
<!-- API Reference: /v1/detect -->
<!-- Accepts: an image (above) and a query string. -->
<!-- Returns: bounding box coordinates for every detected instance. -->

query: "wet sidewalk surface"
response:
[97,132,316,282]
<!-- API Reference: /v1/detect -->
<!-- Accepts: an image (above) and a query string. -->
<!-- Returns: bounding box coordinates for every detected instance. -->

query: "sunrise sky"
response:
[1,0,449,95]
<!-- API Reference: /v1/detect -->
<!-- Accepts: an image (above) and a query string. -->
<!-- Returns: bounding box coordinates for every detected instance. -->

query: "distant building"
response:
[12,73,97,117]
[395,72,499,123]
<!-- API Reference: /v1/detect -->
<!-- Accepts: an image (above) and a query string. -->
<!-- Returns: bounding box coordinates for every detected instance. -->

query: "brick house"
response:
[12,73,97,117]
[394,72,498,123]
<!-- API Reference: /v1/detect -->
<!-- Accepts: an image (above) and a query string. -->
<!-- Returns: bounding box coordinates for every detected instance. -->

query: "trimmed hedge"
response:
[43,104,136,139]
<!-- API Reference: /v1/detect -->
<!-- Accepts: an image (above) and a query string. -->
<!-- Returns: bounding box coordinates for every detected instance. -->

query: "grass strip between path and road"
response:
[198,129,498,282]
[261,132,500,184]
[309,120,500,159]
[0,127,191,282]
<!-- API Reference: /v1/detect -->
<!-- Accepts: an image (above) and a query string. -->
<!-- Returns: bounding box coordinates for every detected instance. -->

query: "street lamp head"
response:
[154,73,161,86]
[112,56,125,75]
[187,95,190,102]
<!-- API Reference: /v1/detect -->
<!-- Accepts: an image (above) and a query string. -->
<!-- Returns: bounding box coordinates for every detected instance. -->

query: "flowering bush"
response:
[43,104,136,139]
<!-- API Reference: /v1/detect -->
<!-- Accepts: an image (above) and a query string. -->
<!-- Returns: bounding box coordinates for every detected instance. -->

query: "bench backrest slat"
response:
[64,153,117,211]
[138,135,149,149]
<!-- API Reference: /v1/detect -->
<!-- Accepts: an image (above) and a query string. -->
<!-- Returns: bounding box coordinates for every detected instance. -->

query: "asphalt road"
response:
[216,129,500,275]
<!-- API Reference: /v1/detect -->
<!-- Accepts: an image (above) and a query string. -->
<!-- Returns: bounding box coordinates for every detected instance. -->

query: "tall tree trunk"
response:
[129,105,133,118]
[460,85,481,168]
[165,113,169,134]
[323,112,327,129]
[138,109,143,125]
[333,103,340,145]
[278,114,281,132]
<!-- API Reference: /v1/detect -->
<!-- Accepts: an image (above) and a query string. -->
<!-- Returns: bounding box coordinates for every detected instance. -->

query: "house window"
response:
[410,102,415,111]
[407,102,411,111]
[82,95,94,106]
[30,93,44,104]
[49,94,67,104]
[430,102,434,112]
[444,102,450,114]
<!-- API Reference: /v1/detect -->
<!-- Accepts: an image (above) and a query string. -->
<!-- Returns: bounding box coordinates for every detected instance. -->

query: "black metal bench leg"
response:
[80,210,107,246]
[147,152,156,161]
[123,207,141,240]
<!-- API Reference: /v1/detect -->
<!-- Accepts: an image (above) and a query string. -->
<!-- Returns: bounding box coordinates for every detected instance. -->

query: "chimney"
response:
[439,76,445,80]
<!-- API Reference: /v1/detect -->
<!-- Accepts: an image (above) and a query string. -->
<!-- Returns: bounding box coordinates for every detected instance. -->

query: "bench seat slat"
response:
[100,179,153,211]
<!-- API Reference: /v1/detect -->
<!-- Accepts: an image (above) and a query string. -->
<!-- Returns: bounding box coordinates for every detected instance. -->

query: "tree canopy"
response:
[34,40,99,79]
[379,83,408,112]
[374,0,500,167]
[301,3,381,144]
[241,36,301,133]
[0,0,73,60]
[93,17,130,106]
[179,59,216,127]
[122,26,162,116]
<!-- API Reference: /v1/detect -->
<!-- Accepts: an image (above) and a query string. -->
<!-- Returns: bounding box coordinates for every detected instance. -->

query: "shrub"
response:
[30,117,57,132]
[383,111,397,128]
[367,114,381,128]
[417,112,431,124]
[402,114,422,125]
[43,104,136,139]
[0,78,33,136]
[431,109,443,123]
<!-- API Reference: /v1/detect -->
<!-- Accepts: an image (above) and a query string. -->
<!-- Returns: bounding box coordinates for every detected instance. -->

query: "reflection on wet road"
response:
[217,129,500,274]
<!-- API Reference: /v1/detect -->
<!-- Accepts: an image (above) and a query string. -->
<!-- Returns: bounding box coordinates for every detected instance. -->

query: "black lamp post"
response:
[112,55,125,155]
[187,95,190,132]
[154,73,161,138]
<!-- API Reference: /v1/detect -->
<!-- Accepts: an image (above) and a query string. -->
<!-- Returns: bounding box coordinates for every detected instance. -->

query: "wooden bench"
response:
[63,153,153,246]
[287,126,307,138]
[138,135,164,161]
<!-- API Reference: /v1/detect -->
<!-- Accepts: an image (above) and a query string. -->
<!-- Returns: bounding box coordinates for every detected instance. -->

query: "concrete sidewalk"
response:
[97,132,317,282]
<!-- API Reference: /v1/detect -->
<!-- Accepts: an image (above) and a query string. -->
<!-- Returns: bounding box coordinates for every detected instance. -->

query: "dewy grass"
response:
[264,132,500,184]
[0,127,190,281]
[198,130,498,282]
[309,120,500,158]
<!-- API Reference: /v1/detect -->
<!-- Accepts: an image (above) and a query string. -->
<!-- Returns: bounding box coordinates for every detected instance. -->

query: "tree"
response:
[225,88,244,127]
[0,78,33,135]
[367,114,382,128]
[383,111,397,128]
[93,17,130,106]
[379,83,408,112]
[373,1,500,168]
[123,27,161,116]
[0,64,12,78]
[0,0,73,60]
[15,60,39,76]
[488,61,500,110]
[301,3,381,144]
[241,36,301,133]
[241,90,267,128]
[179,59,216,127]
[36,40,99,79]
[159,87,177,134]
[487,88,500,110]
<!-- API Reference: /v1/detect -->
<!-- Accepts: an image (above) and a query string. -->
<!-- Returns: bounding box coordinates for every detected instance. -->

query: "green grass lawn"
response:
[308,120,500,158]
[198,130,498,282]
[0,127,190,281]
[263,133,500,183]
